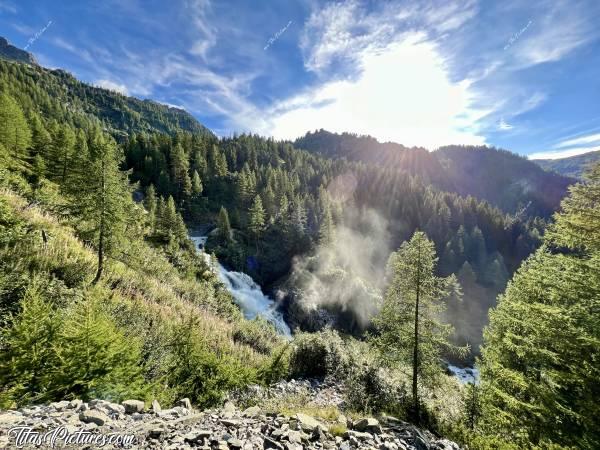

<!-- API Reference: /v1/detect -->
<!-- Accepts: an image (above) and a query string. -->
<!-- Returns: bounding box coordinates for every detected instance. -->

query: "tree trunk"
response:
[92,158,106,285]
[413,243,421,423]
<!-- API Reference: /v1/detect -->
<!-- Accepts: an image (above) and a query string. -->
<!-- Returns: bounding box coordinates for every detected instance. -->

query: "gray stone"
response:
[151,399,162,413]
[149,428,163,439]
[353,417,382,433]
[344,430,373,441]
[176,398,192,410]
[184,430,212,444]
[223,401,236,413]
[221,418,241,427]
[294,413,328,432]
[228,438,243,448]
[79,410,109,426]
[242,406,261,417]
[122,399,145,414]
[263,437,284,450]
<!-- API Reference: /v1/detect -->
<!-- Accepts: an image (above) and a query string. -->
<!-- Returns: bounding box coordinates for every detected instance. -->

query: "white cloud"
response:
[529,146,600,160]
[96,79,129,95]
[555,132,600,148]
[264,34,486,149]
[498,118,513,130]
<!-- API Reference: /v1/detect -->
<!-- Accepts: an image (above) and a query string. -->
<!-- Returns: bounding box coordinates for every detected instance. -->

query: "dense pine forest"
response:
[1,48,599,449]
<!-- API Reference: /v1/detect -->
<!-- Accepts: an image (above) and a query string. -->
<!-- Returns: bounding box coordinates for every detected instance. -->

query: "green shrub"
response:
[233,316,281,355]
[289,329,352,379]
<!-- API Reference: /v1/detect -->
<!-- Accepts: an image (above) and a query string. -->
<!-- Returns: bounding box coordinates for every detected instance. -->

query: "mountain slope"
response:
[534,150,600,179]
[0,39,210,138]
[295,130,574,217]
[0,37,37,65]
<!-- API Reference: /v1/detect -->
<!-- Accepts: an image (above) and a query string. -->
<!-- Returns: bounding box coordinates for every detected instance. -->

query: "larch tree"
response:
[70,129,131,284]
[0,92,31,167]
[373,231,463,423]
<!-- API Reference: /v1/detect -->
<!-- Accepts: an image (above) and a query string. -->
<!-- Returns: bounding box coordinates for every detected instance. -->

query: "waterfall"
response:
[189,235,291,336]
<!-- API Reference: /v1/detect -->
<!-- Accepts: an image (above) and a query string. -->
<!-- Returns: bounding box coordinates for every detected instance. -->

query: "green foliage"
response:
[0,283,147,407]
[479,163,600,448]
[0,91,31,161]
[289,329,352,379]
[373,231,465,421]
[165,315,256,408]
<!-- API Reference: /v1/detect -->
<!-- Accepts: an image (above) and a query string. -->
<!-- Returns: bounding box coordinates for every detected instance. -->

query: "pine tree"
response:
[318,203,335,245]
[479,163,600,447]
[51,288,146,401]
[145,184,157,231]
[217,206,232,243]
[171,143,192,201]
[70,129,131,284]
[373,231,463,423]
[49,124,76,184]
[0,92,31,165]
[0,282,59,406]
[191,170,203,196]
[249,196,266,241]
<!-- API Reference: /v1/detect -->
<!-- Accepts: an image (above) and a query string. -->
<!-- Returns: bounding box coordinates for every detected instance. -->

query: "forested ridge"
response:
[0,47,598,449]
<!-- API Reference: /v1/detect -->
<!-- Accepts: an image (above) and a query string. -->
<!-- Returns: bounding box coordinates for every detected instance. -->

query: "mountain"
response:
[295,130,574,217]
[534,150,600,179]
[0,40,210,138]
[0,37,37,65]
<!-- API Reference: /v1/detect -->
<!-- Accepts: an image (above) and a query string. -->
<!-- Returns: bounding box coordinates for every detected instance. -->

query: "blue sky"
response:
[2,0,600,159]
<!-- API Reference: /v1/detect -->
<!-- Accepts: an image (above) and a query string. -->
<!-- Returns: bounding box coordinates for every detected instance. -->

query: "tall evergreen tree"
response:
[249,196,266,242]
[479,163,600,447]
[217,206,232,243]
[373,231,462,423]
[0,92,31,165]
[70,129,131,284]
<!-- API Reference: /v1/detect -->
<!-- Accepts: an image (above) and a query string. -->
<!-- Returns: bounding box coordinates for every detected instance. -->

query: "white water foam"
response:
[190,235,291,336]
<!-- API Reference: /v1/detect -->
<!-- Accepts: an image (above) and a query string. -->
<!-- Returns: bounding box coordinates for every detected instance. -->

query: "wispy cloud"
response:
[530,146,600,160]
[555,132,600,148]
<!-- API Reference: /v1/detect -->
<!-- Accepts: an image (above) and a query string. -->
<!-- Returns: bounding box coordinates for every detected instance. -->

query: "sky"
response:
[1,0,600,159]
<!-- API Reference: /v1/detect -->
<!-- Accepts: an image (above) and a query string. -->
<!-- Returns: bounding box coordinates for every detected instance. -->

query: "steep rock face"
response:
[0,37,37,65]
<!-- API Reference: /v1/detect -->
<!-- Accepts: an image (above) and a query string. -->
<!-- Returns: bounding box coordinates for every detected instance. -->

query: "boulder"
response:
[151,399,161,413]
[79,410,109,426]
[293,413,328,432]
[263,437,284,450]
[122,399,145,414]
[243,405,262,417]
[353,417,382,433]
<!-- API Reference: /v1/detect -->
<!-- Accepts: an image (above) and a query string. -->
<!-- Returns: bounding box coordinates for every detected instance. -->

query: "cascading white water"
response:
[189,235,291,336]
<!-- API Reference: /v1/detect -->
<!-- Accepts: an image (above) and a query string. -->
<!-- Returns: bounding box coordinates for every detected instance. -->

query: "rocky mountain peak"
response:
[0,36,37,65]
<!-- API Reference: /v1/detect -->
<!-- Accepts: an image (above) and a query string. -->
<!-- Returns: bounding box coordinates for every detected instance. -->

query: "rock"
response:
[310,426,327,442]
[67,399,83,410]
[286,430,302,444]
[50,400,70,411]
[122,399,145,414]
[228,438,243,448]
[184,430,212,444]
[79,410,109,426]
[344,430,373,441]
[221,418,241,427]
[149,428,163,439]
[263,437,284,450]
[151,399,162,413]
[243,405,261,417]
[294,413,328,432]
[353,417,382,433]
[223,401,236,413]
[176,398,192,410]
[103,402,125,415]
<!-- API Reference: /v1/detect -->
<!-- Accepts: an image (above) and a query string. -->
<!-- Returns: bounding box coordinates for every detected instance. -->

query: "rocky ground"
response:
[0,380,461,449]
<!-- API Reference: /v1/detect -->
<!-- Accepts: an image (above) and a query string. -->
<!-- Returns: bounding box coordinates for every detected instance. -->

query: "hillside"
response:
[295,130,574,217]
[0,39,210,138]
[534,150,600,179]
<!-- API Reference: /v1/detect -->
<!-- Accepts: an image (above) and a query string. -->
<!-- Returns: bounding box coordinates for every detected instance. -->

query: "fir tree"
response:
[217,206,232,243]
[249,196,266,240]
[0,92,31,165]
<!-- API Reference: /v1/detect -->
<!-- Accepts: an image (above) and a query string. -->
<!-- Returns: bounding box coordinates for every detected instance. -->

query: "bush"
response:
[233,316,281,355]
[344,362,408,415]
[164,315,257,408]
[289,329,352,379]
